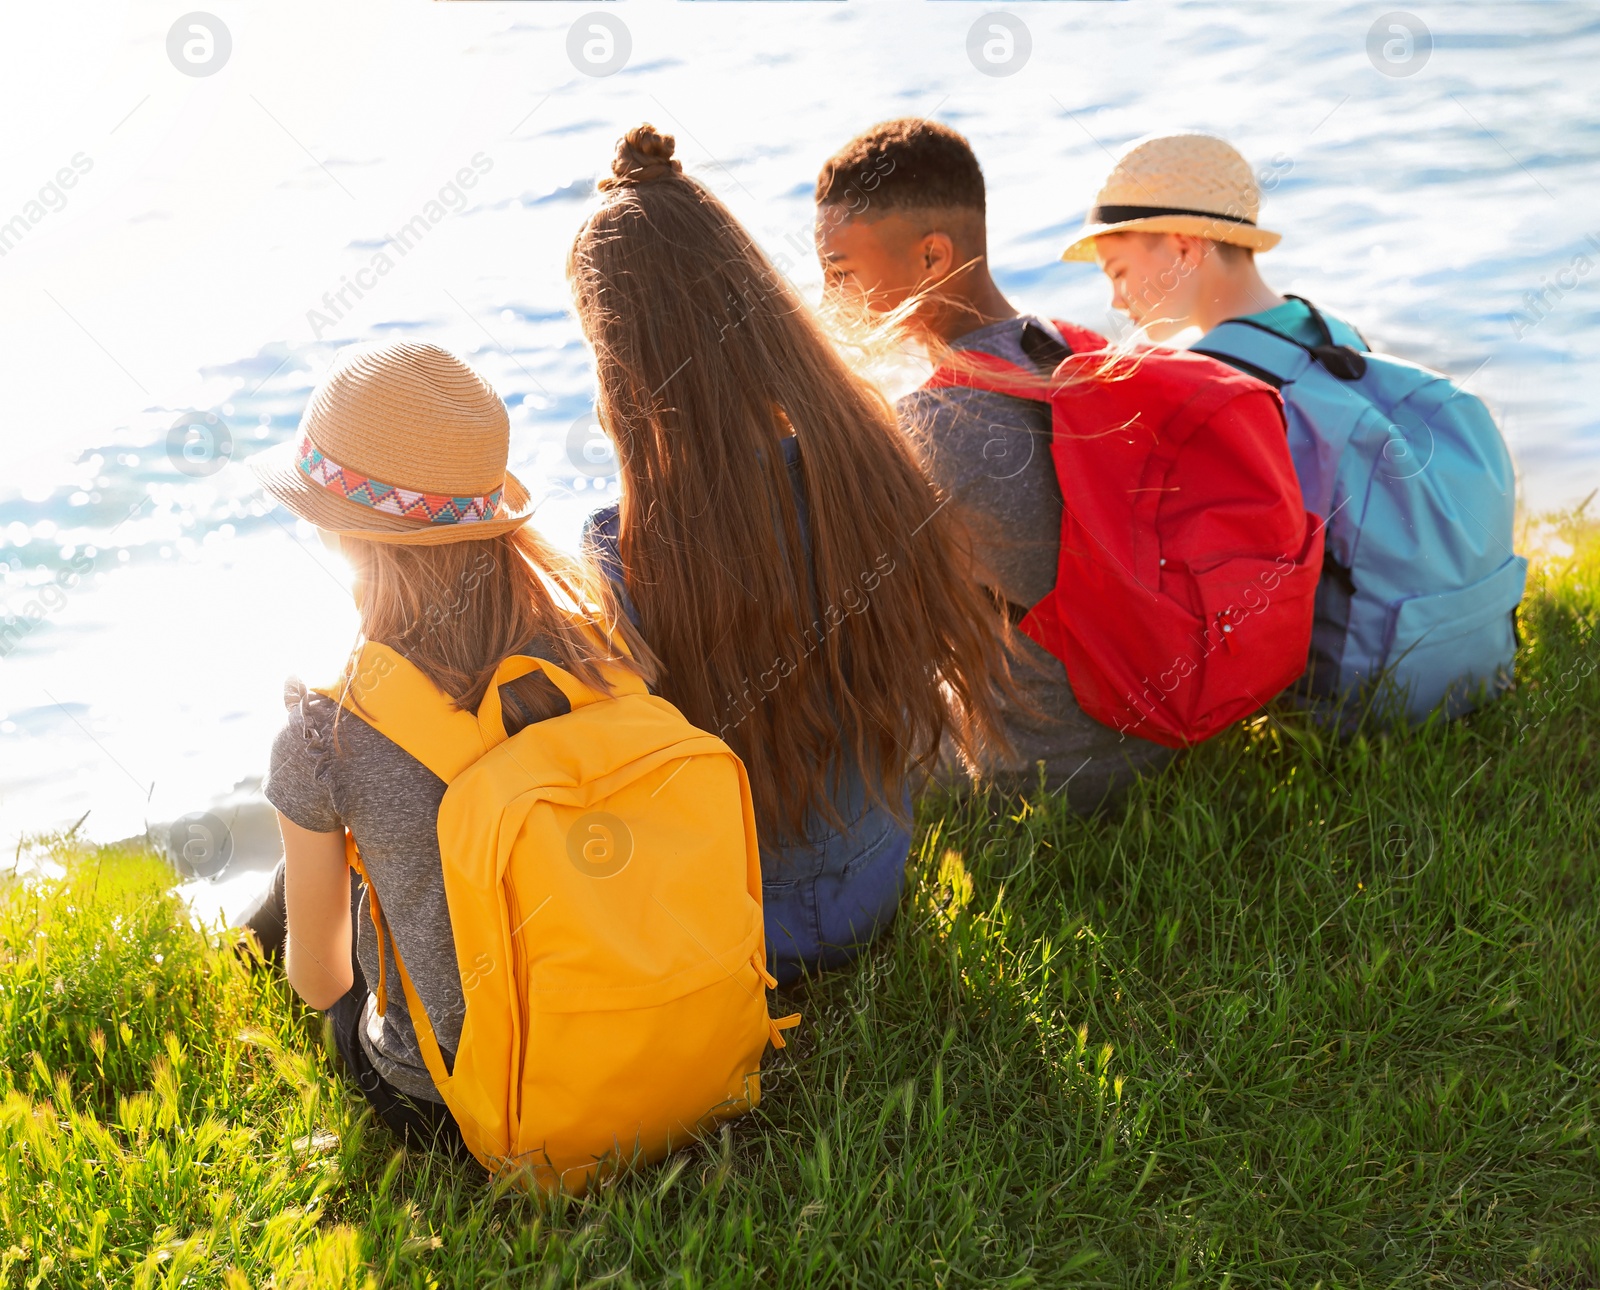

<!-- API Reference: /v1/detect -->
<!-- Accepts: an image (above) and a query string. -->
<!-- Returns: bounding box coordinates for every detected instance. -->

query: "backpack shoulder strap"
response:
[475,652,646,744]
[314,642,488,783]
[1286,295,1367,351]
[1019,319,1072,372]
[923,320,1110,397]
[316,637,648,777]
[386,921,456,1089]
[1198,298,1370,384]
[1192,320,1315,388]
[924,348,1048,398]
[1048,320,1109,354]
[311,647,484,1026]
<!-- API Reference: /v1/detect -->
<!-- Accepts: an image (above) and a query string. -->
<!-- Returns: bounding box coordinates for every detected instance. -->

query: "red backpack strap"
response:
[923,349,1041,397]
[1048,320,1110,355]
[922,321,1113,397]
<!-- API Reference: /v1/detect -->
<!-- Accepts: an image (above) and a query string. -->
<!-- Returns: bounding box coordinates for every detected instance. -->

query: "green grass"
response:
[4,514,1598,1289]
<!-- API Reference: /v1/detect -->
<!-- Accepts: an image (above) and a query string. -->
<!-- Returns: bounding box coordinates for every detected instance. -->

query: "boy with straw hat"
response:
[1060,130,1333,345]
[1066,133,1526,729]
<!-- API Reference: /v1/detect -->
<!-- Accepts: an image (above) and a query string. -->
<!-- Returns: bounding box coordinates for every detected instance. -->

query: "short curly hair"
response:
[815,118,986,216]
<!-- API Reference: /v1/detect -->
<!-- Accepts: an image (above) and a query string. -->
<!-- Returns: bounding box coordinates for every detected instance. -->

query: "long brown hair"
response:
[337,526,655,725]
[567,124,1013,841]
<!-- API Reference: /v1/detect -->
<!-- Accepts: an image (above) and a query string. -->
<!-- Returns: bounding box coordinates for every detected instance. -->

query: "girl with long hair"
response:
[570,125,1014,984]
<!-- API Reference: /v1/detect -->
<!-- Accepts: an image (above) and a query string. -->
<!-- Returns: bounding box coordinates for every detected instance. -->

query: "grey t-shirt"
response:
[897,315,1174,807]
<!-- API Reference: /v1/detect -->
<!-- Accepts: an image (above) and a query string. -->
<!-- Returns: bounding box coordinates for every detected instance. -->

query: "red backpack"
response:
[926,321,1323,748]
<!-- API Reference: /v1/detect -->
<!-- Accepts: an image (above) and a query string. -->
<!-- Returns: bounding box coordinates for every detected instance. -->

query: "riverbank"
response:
[2,513,1596,1287]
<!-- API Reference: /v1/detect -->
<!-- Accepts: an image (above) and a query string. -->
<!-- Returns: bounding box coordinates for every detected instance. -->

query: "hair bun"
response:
[599,124,682,191]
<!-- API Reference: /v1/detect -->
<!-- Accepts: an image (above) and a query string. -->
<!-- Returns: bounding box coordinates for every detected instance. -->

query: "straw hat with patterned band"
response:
[1061,132,1282,262]
[249,340,535,546]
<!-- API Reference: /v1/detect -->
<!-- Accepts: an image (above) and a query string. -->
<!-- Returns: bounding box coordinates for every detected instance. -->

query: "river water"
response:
[1,0,1596,917]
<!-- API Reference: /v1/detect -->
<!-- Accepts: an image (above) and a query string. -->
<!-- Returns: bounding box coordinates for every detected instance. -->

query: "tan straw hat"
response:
[1062,132,1282,262]
[248,340,534,546]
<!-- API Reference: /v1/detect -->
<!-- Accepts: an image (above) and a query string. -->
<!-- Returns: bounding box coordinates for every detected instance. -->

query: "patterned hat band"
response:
[295,435,503,525]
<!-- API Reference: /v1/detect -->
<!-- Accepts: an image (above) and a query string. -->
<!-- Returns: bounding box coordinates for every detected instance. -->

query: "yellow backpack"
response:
[320,639,798,1194]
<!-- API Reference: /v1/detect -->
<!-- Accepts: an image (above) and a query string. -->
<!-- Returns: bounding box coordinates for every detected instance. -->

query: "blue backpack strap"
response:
[1289,296,1367,351]
[1196,297,1370,385]
[1283,295,1369,379]
[1192,321,1313,388]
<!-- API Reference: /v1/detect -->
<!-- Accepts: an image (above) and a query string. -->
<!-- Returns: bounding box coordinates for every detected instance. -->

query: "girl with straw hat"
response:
[239,340,655,1155]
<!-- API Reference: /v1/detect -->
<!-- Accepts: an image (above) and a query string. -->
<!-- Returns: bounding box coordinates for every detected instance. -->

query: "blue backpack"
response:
[1194,297,1526,727]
